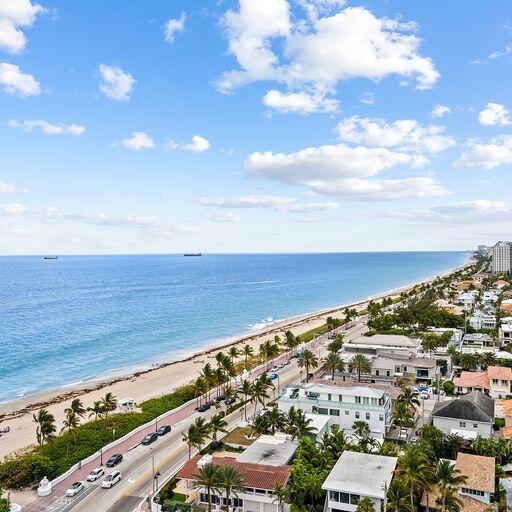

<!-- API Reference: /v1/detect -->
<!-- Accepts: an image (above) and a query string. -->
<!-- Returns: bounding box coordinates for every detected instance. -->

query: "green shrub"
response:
[443,380,455,395]
[0,454,55,489]
[140,385,196,417]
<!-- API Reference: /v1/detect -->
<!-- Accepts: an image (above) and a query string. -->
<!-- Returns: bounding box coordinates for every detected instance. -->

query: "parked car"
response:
[195,403,210,412]
[420,391,429,399]
[282,360,290,365]
[142,432,159,445]
[412,387,419,395]
[86,467,104,482]
[399,428,408,440]
[101,471,121,489]
[66,481,84,497]
[269,366,279,372]
[225,396,236,405]
[157,425,171,436]
[269,373,278,380]
[105,453,123,467]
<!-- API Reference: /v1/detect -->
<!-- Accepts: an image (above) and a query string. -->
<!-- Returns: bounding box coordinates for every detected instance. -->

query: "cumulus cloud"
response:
[244,143,447,200]
[218,4,439,94]
[8,119,85,135]
[0,0,43,54]
[206,211,241,223]
[431,105,451,119]
[336,116,456,153]
[167,135,210,153]
[0,181,18,194]
[263,89,339,114]
[454,135,512,170]
[164,12,186,43]
[120,132,155,150]
[0,62,40,96]
[479,103,511,127]
[99,64,136,101]
[198,194,339,213]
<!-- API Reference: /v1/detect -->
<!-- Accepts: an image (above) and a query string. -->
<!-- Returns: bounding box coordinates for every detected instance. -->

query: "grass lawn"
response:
[221,427,254,446]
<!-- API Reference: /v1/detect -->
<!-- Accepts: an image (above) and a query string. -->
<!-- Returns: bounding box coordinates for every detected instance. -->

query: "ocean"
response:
[0,251,468,404]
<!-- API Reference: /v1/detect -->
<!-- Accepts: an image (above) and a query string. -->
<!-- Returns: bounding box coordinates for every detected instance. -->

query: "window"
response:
[330,409,340,416]
[473,423,478,428]
[375,370,380,376]
[371,398,378,405]
[461,488,484,497]
[330,491,339,502]
[338,394,343,402]
[340,492,350,504]
[317,407,328,415]
[503,380,509,386]
[355,396,362,404]
[328,393,332,401]
[363,397,369,404]
[366,412,370,420]
[350,494,360,505]
[355,411,360,419]
[345,410,349,415]
[254,489,266,495]
[379,414,384,422]
[245,488,254,494]
[395,366,401,373]
[492,379,499,385]
[459,421,466,427]
[386,370,390,377]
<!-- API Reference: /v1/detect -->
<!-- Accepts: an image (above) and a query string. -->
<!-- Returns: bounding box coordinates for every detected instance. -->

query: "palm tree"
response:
[352,421,378,453]
[228,346,239,364]
[209,412,228,444]
[32,408,56,445]
[240,380,253,420]
[284,330,298,355]
[194,377,208,407]
[387,479,410,512]
[218,465,243,512]
[327,335,343,354]
[61,409,80,457]
[480,351,497,370]
[100,392,117,418]
[434,459,467,512]
[87,400,107,420]
[421,333,440,357]
[286,406,315,440]
[349,354,372,382]
[297,350,319,382]
[393,401,413,432]
[251,379,269,417]
[201,363,215,401]
[223,386,238,411]
[321,425,348,460]
[65,398,86,419]
[242,345,254,368]
[182,418,210,459]
[272,483,289,512]
[264,406,286,435]
[322,353,344,379]
[395,445,433,511]
[355,497,375,512]
[397,388,420,412]
[192,463,221,512]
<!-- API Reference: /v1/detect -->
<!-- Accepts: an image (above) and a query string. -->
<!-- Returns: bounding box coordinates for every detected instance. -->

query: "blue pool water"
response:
[0,251,468,403]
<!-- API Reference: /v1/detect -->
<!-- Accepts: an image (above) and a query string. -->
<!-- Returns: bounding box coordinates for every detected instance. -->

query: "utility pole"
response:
[437,369,441,404]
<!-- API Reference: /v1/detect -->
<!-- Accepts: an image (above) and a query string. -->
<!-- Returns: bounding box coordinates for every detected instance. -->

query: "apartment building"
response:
[278,380,394,439]
[342,334,418,357]
[492,241,512,274]
[468,311,496,330]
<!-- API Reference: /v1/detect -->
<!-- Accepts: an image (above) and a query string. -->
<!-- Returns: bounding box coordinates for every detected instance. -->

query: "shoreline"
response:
[0,257,471,459]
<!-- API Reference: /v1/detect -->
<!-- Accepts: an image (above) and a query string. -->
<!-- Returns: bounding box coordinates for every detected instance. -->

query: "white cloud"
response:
[198,194,338,213]
[0,62,40,96]
[120,132,155,150]
[263,89,339,114]
[99,64,136,101]
[167,135,210,153]
[206,211,241,223]
[164,12,186,43]
[479,103,512,127]
[383,200,512,224]
[0,181,18,193]
[336,116,456,153]
[359,92,375,105]
[8,119,85,135]
[244,143,447,200]
[0,0,43,54]
[431,104,451,119]
[454,135,512,170]
[218,4,439,93]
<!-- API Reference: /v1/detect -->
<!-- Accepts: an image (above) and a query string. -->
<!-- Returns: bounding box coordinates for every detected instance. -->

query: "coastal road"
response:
[23,319,366,512]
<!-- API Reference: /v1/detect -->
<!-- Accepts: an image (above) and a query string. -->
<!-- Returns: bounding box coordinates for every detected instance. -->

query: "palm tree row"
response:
[181,411,228,459]
[32,393,118,446]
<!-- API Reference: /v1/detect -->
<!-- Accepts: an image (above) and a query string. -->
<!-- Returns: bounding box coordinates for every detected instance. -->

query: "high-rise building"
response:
[492,241,512,274]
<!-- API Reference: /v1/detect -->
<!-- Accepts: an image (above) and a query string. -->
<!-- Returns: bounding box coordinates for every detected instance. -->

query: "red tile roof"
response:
[453,371,489,390]
[488,365,512,380]
[177,455,291,490]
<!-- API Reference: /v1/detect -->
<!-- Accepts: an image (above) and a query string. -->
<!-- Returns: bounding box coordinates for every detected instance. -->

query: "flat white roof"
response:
[322,451,397,499]
[237,434,297,466]
[347,334,417,348]
[305,413,330,434]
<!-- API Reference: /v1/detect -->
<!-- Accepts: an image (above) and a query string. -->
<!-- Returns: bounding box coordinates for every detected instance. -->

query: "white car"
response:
[420,391,429,399]
[66,481,84,497]
[101,471,121,489]
[86,467,104,482]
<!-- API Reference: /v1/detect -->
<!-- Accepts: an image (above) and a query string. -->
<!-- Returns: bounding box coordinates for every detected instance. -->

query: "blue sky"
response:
[1,0,512,254]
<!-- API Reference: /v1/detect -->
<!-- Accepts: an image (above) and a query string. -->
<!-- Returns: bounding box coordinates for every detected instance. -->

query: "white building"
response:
[500,317,512,345]
[458,291,478,310]
[469,310,496,330]
[342,334,418,357]
[322,451,397,512]
[278,381,393,439]
[493,241,512,274]
[482,290,500,304]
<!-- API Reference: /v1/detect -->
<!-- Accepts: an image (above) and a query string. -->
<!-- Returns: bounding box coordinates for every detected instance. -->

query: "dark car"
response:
[142,432,159,445]
[195,403,211,412]
[225,397,236,405]
[105,453,123,467]
[157,425,171,436]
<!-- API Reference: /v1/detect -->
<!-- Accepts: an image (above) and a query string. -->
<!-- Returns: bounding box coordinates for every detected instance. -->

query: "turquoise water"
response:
[0,252,468,403]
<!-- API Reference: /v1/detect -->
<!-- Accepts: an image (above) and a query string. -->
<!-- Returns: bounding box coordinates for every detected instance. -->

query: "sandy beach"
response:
[0,260,470,460]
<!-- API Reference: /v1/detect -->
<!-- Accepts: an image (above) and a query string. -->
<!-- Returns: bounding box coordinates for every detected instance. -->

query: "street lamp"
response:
[154,471,161,497]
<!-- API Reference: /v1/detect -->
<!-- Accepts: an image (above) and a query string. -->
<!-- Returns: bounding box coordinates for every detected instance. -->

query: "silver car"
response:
[66,481,84,497]
[86,467,104,482]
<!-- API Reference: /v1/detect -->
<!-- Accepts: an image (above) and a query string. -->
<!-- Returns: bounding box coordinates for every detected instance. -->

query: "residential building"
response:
[492,241,512,274]
[494,278,510,288]
[434,299,461,315]
[460,333,496,352]
[500,317,512,345]
[453,365,512,398]
[421,453,495,510]
[322,451,397,512]
[371,353,437,384]
[482,290,499,304]
[342,334,418,357]
[431,391,494,439]
[458,291,478,310]
[278,380,394,439]
[237,434,297,466]
[469,311,496,330]
[177,451,291,512]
